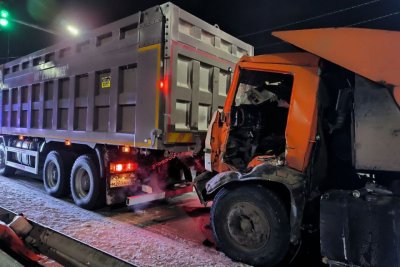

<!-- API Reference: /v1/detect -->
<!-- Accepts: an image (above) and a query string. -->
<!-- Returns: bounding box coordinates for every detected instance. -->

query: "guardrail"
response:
[0,207,134,267]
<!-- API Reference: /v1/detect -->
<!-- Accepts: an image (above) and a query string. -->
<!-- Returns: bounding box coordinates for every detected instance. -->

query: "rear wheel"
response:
[0,143,15,176]
[70,155,104,209]
[43,151,70,197]
[211,185,290,267]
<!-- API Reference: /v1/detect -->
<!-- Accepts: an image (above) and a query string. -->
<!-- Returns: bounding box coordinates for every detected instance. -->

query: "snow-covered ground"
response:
[0,175,247,267]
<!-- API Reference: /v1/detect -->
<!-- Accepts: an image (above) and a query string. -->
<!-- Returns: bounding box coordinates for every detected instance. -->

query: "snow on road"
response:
[0,175,246,267]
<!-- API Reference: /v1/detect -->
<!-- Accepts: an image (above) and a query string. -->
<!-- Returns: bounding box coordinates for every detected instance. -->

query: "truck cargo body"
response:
[0,2,253,209]
[0,2,252,148]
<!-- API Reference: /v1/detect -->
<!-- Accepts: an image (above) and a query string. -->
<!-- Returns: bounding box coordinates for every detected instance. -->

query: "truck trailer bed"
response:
[0,2,253,150]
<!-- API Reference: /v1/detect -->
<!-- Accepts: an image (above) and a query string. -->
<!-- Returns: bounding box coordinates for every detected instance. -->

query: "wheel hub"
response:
[46,162,58,188]
[239,216,253,232]
[227,202,270,250]
[75,168,90,198]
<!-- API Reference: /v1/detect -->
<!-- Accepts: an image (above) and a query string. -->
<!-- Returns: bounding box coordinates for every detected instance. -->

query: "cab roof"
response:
[239,52,320,67]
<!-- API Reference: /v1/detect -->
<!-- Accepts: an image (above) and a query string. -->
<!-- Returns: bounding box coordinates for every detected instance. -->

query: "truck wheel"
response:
[70,155,104,210]
[43,151,70,197]
[211,185,290,267]
[0,144,15,176]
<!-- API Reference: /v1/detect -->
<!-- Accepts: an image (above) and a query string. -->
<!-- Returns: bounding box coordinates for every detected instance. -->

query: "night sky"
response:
[0,0,399,63]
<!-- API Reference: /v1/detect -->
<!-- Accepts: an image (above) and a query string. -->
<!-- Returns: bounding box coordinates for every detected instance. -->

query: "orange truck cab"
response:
[194,28,400,267]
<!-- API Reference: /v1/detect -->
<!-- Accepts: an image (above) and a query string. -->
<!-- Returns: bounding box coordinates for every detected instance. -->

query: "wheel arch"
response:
[0,136,5,145]
[204,165,307,244]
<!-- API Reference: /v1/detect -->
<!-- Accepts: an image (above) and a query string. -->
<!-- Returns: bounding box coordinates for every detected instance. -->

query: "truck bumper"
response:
[193,171,216,204]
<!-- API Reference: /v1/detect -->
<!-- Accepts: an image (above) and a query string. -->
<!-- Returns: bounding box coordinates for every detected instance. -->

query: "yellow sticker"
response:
[101,76,111,88]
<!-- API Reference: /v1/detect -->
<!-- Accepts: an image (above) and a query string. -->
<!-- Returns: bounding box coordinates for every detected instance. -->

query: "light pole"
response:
[0,8,80,37]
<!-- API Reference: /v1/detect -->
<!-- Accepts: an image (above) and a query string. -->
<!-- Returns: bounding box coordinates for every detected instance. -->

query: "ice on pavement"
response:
[0,176,246,267]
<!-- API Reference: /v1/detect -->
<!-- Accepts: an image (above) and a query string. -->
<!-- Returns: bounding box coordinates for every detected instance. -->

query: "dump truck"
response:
[0,2,253,209]
[194,28,400,267]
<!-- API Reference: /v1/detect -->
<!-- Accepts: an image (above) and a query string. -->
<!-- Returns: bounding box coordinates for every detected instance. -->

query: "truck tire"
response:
[0,144,15,176]
[211,185,290,267]
[43,151,70,197]
[70,155,104,210]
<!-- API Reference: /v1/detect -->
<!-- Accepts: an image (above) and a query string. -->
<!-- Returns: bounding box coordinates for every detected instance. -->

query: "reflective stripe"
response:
[166,132,193,143]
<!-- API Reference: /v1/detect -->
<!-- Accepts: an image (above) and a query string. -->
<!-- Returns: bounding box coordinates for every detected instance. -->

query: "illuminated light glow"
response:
[115,164,123,172]
[65,139,71,146]
[0,18,8,27]
[0,10,9,18]
[159,77,169,95]
[126,162,138,171]
[18,135,24,141]
[110,162,138,173]
[66,25,80,36]
[122,146,130,153]
[126,163,133,171]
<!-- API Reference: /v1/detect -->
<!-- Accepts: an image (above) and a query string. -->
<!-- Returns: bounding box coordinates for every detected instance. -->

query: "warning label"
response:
[101,76,111,88]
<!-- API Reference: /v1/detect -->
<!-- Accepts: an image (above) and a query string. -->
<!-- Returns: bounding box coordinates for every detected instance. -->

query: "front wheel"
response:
[70,155,104,210]
[211,185,290,267]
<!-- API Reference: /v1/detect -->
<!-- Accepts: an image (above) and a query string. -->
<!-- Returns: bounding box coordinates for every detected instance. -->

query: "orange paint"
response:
[210,52,320,173]
[394,86,400,106]
[273,28,400,87]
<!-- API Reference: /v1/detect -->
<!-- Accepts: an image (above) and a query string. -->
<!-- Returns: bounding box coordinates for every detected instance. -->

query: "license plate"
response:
[110,173,136,188]
[204,152,212,172]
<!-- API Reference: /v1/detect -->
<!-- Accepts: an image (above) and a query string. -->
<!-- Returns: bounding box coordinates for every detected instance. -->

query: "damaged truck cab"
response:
[196,52,321,266]
[194,28,400,266]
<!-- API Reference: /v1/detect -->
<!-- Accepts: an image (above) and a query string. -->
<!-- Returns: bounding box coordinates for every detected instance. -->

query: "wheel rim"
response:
[74,168,91,199]
[45,161,58,188]
[226,201,270,250]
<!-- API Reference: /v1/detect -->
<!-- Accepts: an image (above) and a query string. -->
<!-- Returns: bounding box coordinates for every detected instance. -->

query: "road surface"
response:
[0,172,246,267]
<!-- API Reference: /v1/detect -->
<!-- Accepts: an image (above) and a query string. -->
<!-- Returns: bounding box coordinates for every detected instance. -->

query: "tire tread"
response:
[211,184,290,267]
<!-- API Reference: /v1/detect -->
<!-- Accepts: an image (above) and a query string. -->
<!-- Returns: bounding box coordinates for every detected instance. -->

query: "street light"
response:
[66,25,80,36]
[0,9,81,37]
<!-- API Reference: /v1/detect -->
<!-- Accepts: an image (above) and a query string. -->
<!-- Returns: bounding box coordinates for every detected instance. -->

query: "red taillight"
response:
[126,163,136,171]
[110,162,138,174]
[115,164,123,172]
[159,77,169,94]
